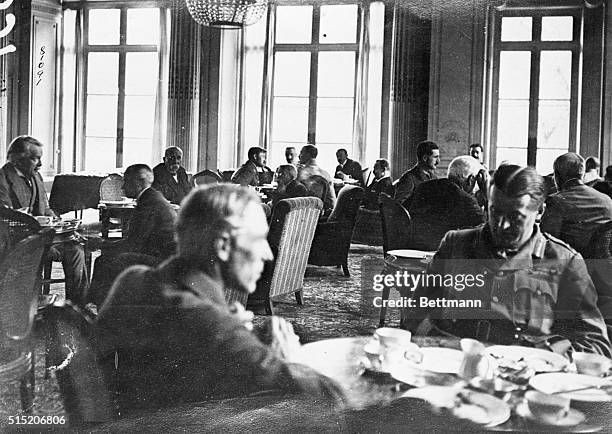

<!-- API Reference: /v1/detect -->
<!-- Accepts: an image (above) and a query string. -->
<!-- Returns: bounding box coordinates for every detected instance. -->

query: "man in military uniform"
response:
[404,164,611,356]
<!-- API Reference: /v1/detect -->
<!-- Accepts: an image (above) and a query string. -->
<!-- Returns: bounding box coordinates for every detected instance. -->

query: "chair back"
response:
[99,174,124,201]
[362,167,371,186]
[226,198,323,305]
[584,221,612,259]
[0,230,52,340]
[193,169,222,186]
[0,207,41,256]
[379,193,413,255]
[220,170,236,182]
[47,302,117,424]
[328,185,364,224]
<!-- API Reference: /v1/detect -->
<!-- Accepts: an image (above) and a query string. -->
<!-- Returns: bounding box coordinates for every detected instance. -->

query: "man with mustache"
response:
[404,164,611,357]
[394,140,440,207]
[96,184,344,412]
[152,146,192,205]
[0,135,88,304]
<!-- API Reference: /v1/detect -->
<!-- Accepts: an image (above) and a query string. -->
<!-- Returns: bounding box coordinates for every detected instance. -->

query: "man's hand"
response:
[262,316,301,361]
[229,301,254,331]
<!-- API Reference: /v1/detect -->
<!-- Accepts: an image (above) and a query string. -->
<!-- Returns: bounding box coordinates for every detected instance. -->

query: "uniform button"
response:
[514,334,520,339]
[536,289,542,296]
[515,327,521,331]
[492,296,499,302]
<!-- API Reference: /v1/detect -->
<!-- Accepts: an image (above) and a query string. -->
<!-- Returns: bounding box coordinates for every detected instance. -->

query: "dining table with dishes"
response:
[292,331,612,431]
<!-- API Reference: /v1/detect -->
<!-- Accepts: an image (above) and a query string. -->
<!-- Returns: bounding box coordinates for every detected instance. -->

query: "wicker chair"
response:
[193,169,222,186]
[379,193,413,256]
[99,174,128,239]
[0,230,53,412]
[99,174,124,201]
[46,301,117,425]
[307,186,364,276]
[220,170,236,182]
[226,197,323,314]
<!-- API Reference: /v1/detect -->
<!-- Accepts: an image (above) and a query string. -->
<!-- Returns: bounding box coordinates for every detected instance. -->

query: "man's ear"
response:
[538,202,546,216]
[214,233,232,262]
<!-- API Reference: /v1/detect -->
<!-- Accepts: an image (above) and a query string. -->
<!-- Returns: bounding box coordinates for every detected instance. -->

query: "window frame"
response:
[64,1,165,172]
[261,1,363,161]
[485,2,583,169]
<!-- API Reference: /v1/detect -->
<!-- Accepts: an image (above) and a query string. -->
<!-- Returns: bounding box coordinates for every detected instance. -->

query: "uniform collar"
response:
[477,224,546,270]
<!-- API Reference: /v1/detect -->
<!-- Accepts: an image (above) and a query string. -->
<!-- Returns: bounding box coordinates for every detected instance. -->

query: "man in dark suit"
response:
[334,149,364,186]
[87,164,176,306]
[96,184,344,412]
[271,164,308,208]
[232,147,273,187]
[408,156,485,251]
[152,146,192,205]
[394,141,440,207]
[593,165,612,199]
[0,135,88,304]
[361,159,394,210]
[541,153,612,255]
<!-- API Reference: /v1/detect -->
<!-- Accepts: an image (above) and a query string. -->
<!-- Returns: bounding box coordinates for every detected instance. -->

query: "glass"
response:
[496,99,529,149]
[539,51,571,100]
[85,95,118,137]
[271,97,309,142]
[501,17,532,42]
[125,53,159,95]
[541,16,573,41]
[275,5,313,44]
[88,9,120,45]
[273,52,311,96]
[127,8,160,45]
[87,53,118,94]
[496,147,527,167]
[123,138,153,168]
[316,97,354,143]
[85,137,116,171]
[537,100,570,149]
[123,96,156,138]
[317,52,356,97]
[319,4,358,44]
[499,51,531,99]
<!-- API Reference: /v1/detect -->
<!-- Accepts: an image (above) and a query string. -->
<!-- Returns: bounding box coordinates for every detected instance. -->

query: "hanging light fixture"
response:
[185,0,268,29]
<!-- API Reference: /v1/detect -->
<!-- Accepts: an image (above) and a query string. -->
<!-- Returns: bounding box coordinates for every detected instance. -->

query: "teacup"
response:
[35,216,53,226]
[525,390,570,421]
[374,327,412,349]
[573,352,612,377]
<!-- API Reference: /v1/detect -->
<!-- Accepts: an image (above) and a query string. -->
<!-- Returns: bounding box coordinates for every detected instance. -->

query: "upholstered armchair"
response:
[379,193,413,256]
[225,197,323,314]
[351,206,383,246]
[307,185,364,276]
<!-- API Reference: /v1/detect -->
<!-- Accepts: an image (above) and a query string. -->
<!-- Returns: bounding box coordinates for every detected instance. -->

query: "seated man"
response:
[593,165,612,199]
[0,135,88,304]
[408,156,485,251]
[334,149,364,186]
[404,164,611,356]
[394,141,440,207]
[361,159,394,210]
[152,146,192,205]
[285,146,298,166]
[541,153,612,255]
[96,184,344,411]
[297,145,336,215]
[232,146,274,187]
[271,164,308,208]
[87,164,176,306]
[584,156,602,186]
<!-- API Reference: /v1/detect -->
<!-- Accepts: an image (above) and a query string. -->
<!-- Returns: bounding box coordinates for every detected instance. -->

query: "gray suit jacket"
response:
[0,162,52,216]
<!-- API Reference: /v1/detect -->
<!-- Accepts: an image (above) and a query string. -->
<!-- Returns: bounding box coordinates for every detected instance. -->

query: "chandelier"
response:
[185,0,268,29]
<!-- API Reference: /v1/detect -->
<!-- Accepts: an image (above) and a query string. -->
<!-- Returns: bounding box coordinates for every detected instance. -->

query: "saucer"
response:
[515,400,585,426]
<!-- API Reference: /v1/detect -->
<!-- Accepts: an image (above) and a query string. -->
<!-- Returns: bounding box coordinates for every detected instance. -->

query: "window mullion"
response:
[116,8,127,168]
[527,17,541,167]
[307,6,320,144]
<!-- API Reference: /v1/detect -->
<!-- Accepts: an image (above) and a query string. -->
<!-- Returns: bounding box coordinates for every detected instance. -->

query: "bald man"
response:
[87,164,177,305]
[152,147,192,205]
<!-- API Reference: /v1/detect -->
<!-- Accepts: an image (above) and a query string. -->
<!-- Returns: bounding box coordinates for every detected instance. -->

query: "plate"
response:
[515,400,585,426]
[486,345,569,373]
[391,364,464,388]
[100,200,135,206]
[401,386,511,427]
[400,347,463,374]
[530,373,612,402]
[386,249,436,260]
